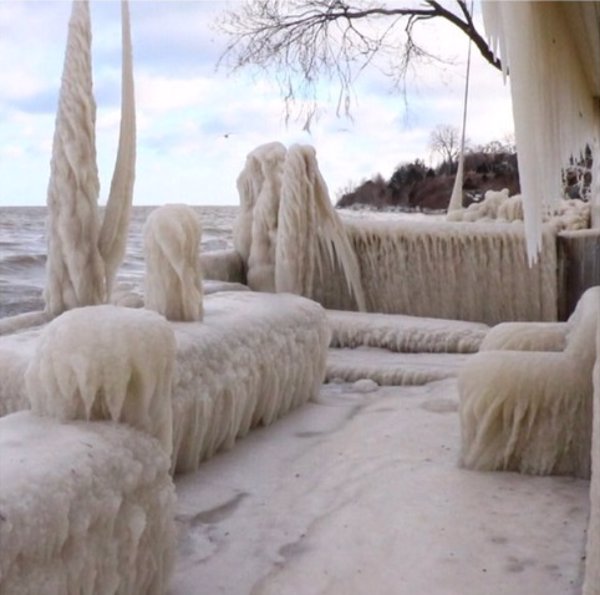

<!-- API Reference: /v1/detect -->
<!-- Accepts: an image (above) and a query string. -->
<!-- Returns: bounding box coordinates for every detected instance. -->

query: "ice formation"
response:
[45,0,137,314]
[143,204,204,322]
[327,310,488,353]
[170,291,329,473]
[0,310,50,336]
[201,249,244,284]
[98,0,136,297]
[234,142,287,290]
[25,305,176,456]
[480,321,567,353]
[0,411,175,595]
[0,327,41,417]
[458,286,600,478]
[44,0,106,315]
[447,189,590,231]
[584,321,600,595]
[233,142,366,309]
[340,219,558,324]
[275,144,366,311]
[482,1,600,259]
[326,347,469,386]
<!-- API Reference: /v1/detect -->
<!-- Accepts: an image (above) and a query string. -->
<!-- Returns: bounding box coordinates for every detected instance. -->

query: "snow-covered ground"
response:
[170,347,589,595]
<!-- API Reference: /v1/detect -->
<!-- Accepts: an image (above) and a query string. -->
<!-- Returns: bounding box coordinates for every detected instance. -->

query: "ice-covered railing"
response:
[341,218,558,324]
[233,143,564,324]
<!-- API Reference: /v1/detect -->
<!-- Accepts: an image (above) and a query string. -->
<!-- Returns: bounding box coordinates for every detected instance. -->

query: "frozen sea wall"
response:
[0,293,329,475]
[0,412,175,595]
[326,219,559,324]
[170,291,329,473]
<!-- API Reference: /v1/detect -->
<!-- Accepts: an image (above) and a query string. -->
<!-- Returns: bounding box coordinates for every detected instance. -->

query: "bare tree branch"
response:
[216,0,501,125]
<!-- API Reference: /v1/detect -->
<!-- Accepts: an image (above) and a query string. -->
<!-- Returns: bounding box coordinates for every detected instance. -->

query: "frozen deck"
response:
[171,375,589,595]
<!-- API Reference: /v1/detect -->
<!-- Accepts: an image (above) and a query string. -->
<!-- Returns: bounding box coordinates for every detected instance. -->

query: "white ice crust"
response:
[44,0,105,315]
[170,291,329,473]
[328,309,488,353]
[326,347,470,386]
[98,0,136,297]
[448,190,590,232]
[0,411,175,595]
[459,286,600,478]
[45,0,136,314]
[341,218,558,324]
[25,305,176,456]
[143,204,204,321]
[233,142,366,310]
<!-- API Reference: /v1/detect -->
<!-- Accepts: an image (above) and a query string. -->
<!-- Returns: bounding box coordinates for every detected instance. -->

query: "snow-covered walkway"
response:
[170,350,589,594]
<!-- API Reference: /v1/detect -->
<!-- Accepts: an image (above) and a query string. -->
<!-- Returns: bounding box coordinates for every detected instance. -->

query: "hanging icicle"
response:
[482,1,599,262]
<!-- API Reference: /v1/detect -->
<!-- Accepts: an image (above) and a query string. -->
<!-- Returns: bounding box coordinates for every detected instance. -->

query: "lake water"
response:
[0,205,239,318]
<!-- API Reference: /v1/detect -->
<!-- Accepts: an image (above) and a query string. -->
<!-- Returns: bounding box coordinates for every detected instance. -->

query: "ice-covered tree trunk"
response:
[98,0,136,297]
[45,0,106,316]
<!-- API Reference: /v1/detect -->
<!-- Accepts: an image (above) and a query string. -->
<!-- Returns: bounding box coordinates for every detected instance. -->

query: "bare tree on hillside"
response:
[429,124,462,166]
[217,1,501,125]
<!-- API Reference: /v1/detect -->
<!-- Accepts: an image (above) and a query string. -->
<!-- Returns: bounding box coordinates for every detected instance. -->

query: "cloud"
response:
[0,0,515,207]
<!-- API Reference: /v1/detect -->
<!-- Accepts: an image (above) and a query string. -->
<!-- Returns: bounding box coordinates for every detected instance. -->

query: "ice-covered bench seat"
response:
[0,412,175,595]
[458,286,600,478]
[169,291,329,473]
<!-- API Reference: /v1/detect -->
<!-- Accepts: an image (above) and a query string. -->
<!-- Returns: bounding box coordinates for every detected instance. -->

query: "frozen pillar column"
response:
[143,204,204,322]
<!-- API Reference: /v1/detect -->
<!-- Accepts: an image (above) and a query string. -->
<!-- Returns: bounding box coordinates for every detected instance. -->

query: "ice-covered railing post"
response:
[44,0,105,315]
[143,205,204,322]
[45,0,136,316]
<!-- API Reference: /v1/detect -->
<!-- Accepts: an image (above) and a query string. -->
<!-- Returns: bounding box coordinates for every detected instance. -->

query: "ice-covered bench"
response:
[458,286,600,478]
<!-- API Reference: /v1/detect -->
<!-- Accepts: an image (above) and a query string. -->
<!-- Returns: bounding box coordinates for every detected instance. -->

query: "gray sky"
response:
[0,0,514,206]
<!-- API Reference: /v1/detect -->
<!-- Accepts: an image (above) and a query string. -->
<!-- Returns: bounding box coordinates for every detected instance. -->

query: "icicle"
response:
[44,0,105,315]
[98,0,136,298]
[482,1,598,263]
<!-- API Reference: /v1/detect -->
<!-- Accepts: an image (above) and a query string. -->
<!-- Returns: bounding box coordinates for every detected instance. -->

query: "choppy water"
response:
[0,205,238,318]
